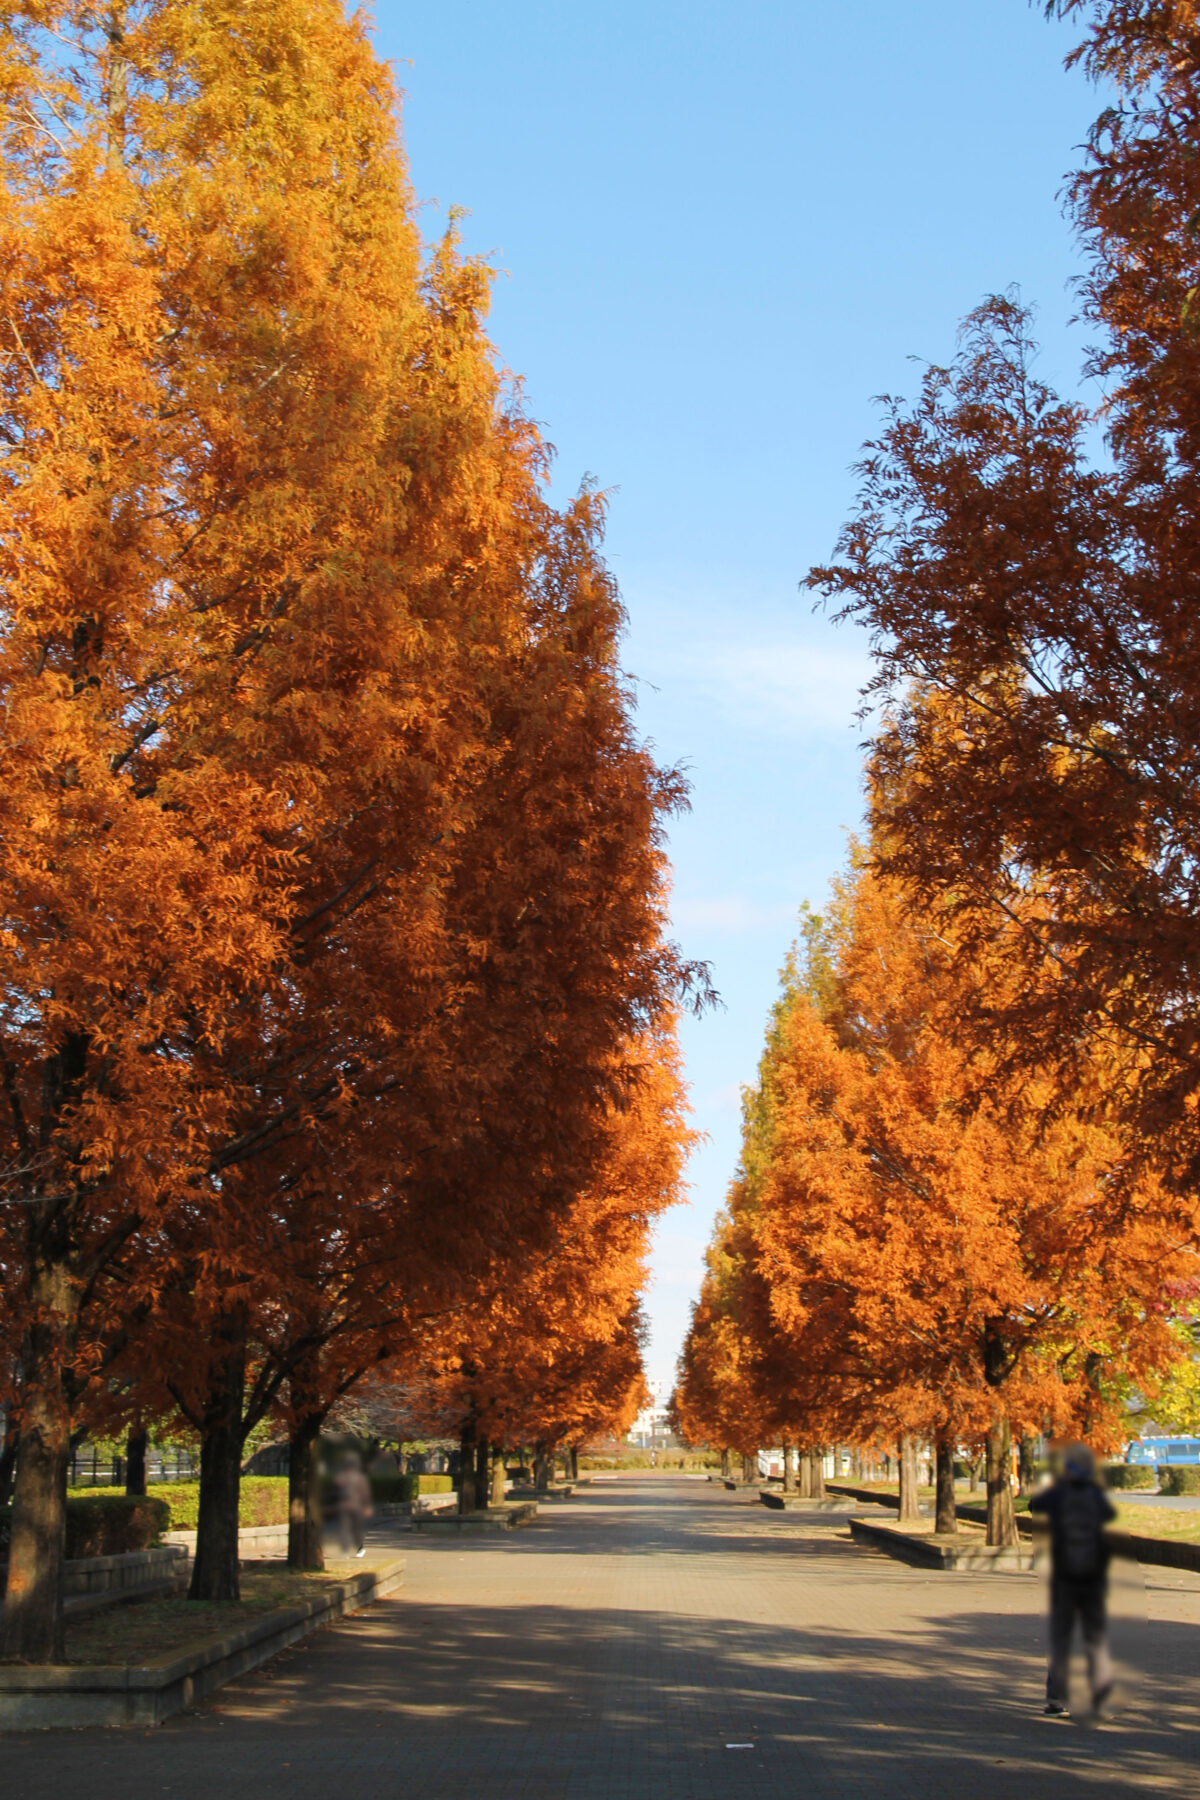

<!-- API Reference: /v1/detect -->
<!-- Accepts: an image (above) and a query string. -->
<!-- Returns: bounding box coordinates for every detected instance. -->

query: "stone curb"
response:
[759,1491,859,1513]
[849,1517,1034,1572]
[411,1502,538,1532]
[0,1555,405,1730]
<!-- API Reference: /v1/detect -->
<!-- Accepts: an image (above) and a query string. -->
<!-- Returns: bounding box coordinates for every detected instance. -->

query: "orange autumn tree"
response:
[809,2,1200,1229]
[749,856,1196,1544]
[1,0,702,1650]
[404,1026,692,1503]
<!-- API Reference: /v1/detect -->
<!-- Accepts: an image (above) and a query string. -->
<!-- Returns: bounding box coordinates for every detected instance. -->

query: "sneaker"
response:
[1043,1701,1068,1717]
[355,1546,367,1558]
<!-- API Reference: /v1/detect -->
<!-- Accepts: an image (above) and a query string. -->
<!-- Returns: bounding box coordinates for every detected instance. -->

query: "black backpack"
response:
[1057,1480,1107,1579]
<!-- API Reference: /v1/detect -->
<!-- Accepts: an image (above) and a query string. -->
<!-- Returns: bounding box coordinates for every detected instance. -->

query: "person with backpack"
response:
[1030,1443,1117,1717]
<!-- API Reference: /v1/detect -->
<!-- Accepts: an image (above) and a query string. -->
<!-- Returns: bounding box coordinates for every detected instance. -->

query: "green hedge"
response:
[145,1476,289,1529]
[1,1494,170,1560]
[1103,1463,1157,1490]
[369,1473,453,1504]
[1158,1464,1200,1495]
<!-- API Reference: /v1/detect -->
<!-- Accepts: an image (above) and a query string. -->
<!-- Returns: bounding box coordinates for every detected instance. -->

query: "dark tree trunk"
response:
[969,1453,982,1492]
[797,1448,812,1498]
[985,1416,1018,1548]
[534,1443,551,1492]
[188,1312,247,1602]
[782,1442,796,1494]
[124,1427,147,1498]
[1017,1434,1038,1497]
[0,1422,19,1510]
[1,1262,78,1663]
[898,1435,920,1523]
[567,1445,579,1482]
[721,1447,732,1480]
[935,1438,957,1536]
[741,1452,756,1485]
[287,1411,325,1570]
[458,1422,478,1515]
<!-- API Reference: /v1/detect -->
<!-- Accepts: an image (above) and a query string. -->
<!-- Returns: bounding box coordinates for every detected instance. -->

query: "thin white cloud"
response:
[683,641,873,736]
[672,895,796,933]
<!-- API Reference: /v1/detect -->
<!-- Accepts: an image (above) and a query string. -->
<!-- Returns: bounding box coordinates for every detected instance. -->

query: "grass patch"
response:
[63,1568,344,1666]
[1113,1503,1200,1543]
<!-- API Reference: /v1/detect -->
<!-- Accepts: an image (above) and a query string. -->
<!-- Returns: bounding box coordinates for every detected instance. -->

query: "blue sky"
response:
[370,1,1103,1397]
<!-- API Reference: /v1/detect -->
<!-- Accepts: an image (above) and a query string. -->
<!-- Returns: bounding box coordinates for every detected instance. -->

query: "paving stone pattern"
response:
[3,1475,1198,1798]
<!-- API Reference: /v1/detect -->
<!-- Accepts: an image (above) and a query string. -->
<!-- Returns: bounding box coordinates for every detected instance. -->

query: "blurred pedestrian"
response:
[332,1450,372,1558]
[1030,1443,1116,1717]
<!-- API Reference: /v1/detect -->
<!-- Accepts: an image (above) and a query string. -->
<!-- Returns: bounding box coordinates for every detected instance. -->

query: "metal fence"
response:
[69,1445,198,1488]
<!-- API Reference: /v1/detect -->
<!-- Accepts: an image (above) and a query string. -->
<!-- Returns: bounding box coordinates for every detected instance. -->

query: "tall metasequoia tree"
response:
[810,2,1200,1199]
[402,1026,691,1503]
[751,858,1196,1545]
[678,854,1198,1545]
[0,0,702,1648]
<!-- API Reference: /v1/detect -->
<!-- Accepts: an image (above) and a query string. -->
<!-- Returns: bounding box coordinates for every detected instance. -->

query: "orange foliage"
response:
[0,2,698,1650]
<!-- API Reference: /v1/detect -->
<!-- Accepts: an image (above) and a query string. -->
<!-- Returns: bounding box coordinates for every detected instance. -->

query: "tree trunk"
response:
[188,1312,247,1602]
[809,1448,826,1500]
[534,1443,551,1492]
[0,1421,19,1510]
[985,1415,1018,1548]
[782,1442,796,1494]
[741,1452,755,1485]
[458,1421,478,1515]
[287,1411,325,1570]
[898,1434,920,1523]
[568,1445,579,1482]
[1017,1434,1038,1497]
[124,1427,147,1498]
[1,1262,79,1662]
[935,1437,957,1536]
[489,1445,507,1507]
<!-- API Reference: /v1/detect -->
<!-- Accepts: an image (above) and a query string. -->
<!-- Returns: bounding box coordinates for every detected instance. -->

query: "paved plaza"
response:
[4,1475,1198,1798]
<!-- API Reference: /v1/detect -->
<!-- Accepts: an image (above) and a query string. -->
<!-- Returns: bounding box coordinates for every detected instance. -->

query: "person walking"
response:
[332,1450,372,1558]
[1030,1444,1116,1717]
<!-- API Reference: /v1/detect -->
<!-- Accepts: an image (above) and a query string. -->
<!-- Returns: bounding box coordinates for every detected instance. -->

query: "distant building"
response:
[627,1386,679,1452]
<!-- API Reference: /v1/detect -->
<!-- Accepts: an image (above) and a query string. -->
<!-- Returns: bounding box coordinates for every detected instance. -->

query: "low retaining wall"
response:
[412,1501,537,1532]
[828,1484,1200,1575]
[759,1491,858,1513]
[850,1517,1033,1572]
[0,1555,406,1730]
[164,1523,288,1557]
[63,1547,188,1600]
[1,1548,190,1622]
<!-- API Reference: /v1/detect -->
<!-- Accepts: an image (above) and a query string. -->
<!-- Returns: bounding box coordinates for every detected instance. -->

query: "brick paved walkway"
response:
[4,1474,1198,1797]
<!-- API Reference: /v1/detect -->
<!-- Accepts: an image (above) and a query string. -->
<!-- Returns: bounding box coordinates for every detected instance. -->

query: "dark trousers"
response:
[337,1505,366,1555]
[1047,1574,1112,1706]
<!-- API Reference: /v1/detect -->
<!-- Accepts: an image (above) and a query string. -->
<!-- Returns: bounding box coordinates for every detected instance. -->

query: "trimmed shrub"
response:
[369,1473,453,1504]
[1158,1464,1200,1496]
[0,1494,171,1560]
[147,1476,289,1530]
[1103,1463,1157,1490]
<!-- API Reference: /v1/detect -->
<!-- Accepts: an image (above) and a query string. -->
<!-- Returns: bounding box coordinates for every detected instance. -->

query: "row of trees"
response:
[0,1,697,1660]
[674,0,1200,1539]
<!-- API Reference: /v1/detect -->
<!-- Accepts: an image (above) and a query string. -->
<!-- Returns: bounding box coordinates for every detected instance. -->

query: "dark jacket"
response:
[1030,1476,1116,1581]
